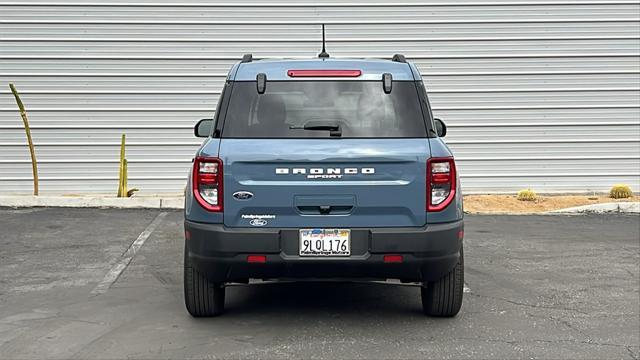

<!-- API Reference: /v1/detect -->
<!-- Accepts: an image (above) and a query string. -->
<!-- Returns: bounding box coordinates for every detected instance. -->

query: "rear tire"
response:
[184,244,225,317]
[421,247,464,317]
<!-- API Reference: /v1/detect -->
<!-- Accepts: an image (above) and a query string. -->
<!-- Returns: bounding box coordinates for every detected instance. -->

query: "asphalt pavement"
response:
[0,208,638,359]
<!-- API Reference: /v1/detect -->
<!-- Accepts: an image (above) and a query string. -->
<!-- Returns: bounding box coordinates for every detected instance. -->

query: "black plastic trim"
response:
[392,54,407,63]
[415,81,437,138]
[256,73,266,94]
[241,53,253,63]
[184,220,463,282]
[212,81,232,138]
[382,73,392,94]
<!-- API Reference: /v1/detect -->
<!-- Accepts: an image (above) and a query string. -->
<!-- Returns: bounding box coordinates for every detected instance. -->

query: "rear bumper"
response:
[184,220,463,283]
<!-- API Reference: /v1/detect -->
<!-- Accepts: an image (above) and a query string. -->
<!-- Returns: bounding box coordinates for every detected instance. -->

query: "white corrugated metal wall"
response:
[1,1,639,194]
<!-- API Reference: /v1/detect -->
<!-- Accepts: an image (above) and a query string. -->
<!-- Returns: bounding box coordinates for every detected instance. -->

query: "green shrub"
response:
[609,184,633,199]
[517,188,537,201]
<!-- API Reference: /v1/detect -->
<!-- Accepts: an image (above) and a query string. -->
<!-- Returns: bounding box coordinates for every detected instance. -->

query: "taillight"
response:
[193,156,223,212]
[427,157,456,212]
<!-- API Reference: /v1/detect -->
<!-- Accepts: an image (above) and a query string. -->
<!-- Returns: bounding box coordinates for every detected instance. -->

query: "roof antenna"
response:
[318,24,330,58]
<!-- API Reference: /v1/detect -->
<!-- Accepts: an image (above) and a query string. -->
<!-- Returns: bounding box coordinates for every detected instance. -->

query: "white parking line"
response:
[91,212,167,295]
[463,283,472,293]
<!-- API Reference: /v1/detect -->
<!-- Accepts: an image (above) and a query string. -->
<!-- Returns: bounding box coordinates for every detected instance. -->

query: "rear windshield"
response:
[221,81,427,138]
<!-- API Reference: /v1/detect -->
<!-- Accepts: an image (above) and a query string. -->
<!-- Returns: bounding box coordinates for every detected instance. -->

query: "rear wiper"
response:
[290,123,342,137]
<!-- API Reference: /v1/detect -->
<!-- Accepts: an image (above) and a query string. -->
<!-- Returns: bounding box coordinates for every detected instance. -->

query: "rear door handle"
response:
[319,205,331,215]
[296,205,353,215]
[294,195,356,215]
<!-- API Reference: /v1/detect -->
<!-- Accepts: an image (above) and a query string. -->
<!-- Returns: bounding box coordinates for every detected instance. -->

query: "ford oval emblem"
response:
[249,219,267,227]
[233,191,254,200]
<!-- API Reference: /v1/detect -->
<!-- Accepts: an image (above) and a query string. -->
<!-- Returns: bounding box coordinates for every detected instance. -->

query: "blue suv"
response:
[184,53,464,317]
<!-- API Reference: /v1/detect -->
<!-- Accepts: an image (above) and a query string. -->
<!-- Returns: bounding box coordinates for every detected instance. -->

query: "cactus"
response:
[9,84,39,196]
[517,188,537,201]
[116,134,139,197]
[117,134,127,197]
[609,184,633,199]
[127,188,139,197]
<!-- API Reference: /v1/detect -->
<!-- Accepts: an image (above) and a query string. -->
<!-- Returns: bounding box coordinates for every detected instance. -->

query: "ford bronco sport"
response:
[184,53,464,317]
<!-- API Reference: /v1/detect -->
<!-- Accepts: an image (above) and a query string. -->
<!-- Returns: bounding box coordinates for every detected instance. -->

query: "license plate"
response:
[299,229,350,257]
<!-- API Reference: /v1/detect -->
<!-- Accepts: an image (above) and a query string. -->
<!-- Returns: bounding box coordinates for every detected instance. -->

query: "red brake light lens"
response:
[192,156,223,212]
[383,255,404,263]
[247,255,267,263]
[287,69,362,77]
[427,157,456,212]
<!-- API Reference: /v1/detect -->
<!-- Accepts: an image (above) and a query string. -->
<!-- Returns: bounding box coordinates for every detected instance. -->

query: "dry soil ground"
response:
[464,194,639,214]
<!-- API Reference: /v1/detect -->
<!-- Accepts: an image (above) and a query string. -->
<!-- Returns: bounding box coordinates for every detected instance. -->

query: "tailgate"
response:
[219,139,430,228]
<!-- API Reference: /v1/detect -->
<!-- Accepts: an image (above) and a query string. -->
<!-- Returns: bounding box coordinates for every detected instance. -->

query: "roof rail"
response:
[241,54,253,63]
[391,54,406,63]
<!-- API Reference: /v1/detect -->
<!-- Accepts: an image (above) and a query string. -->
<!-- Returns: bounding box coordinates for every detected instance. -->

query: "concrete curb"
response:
[546,202,640,214]
[0,195,185,209]
[467,202,639,215]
